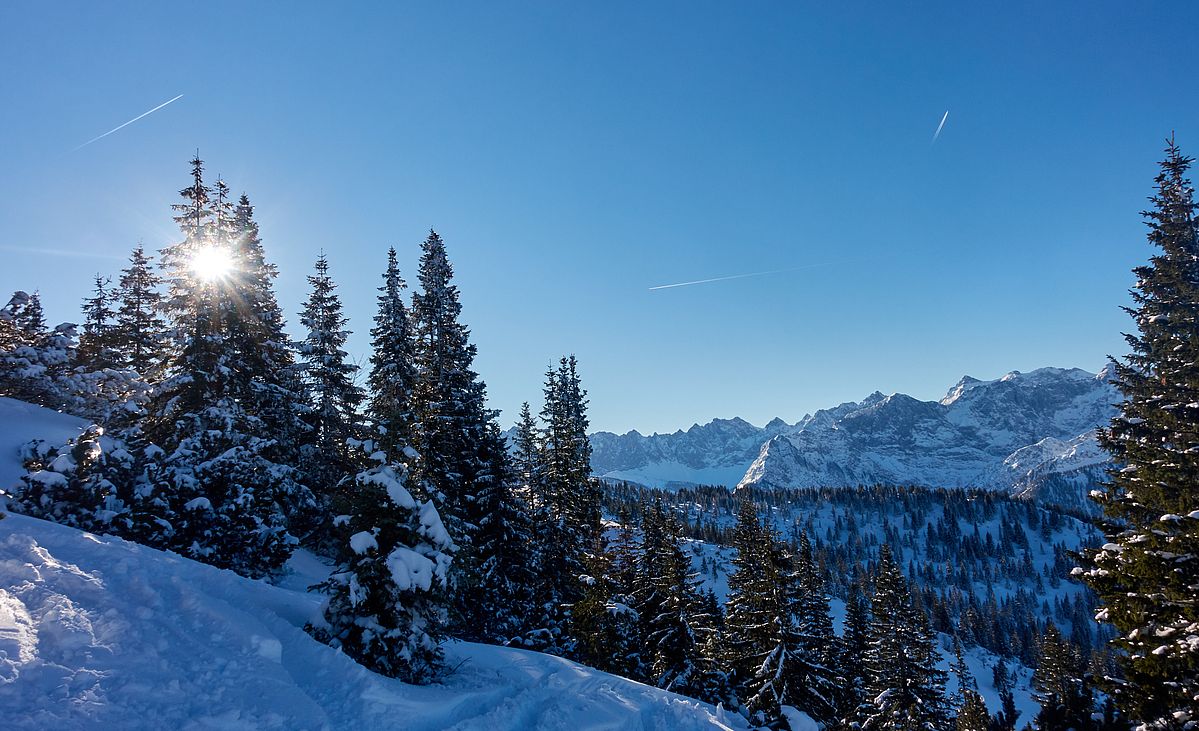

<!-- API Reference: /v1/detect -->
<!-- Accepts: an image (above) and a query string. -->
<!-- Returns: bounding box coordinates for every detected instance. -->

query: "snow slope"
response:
[0,397,87,492]
[0,399,746,730]
[0,513,748,730]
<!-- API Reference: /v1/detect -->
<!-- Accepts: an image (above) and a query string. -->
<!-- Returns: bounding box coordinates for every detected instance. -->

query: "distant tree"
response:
[77,274,119,370]
[112,244,167,379]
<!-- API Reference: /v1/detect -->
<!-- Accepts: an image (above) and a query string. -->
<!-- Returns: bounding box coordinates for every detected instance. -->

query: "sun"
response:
[190,245,235,282]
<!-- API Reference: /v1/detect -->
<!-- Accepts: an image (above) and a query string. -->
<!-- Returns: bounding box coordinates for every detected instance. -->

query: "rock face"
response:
[589,367,1118,508]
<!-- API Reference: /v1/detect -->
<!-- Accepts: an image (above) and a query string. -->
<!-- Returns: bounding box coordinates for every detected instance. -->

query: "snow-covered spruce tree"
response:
[368,247,418,457]
[532,355,602,644]
[723,499,835,727]
[858,544,950,731]
[569,531,645,679]
[310,439,455,684]
[112,244,168,379]
[459,418,540,643]
[1083,137,1199,731]
[139,158,305,578]
[507,401,566,649]
[837,578,872,724]
[635,503,730,705]
[13,422,170,543]
[0,291,83,412]
[297,252,364,547]
[227,195,313,522]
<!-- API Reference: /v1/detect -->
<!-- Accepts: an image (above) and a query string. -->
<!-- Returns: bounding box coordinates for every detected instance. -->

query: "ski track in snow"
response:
[0,513,747,730]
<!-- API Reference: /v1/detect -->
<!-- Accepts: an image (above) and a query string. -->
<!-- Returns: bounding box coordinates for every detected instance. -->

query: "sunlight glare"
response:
[190,245,234,282]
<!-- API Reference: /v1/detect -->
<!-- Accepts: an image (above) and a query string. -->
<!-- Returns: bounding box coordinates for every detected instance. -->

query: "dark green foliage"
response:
[112,244,168,378]
[310,443,454,683]
[298,253,364,508]
[724,499,836,727]
[859,544,950,731]
[77,274,119,370]
[1030,624,1099,731]
[1085,137,1199,729]
[955,690,991,731]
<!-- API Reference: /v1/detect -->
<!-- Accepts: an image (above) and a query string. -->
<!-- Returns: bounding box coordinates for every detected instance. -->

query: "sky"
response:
[1,2,1196,435]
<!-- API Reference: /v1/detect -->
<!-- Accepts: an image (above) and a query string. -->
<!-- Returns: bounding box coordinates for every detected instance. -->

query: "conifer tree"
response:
[1030,624,1096,731]
[310,440,455,683]
[955,690,991,731]
[297,253,364,526]
[569,532,644,679]
[77,275,118,370]
[112,244,167,379]
[1084,137,1199,730]
[409,230,500,552]
[457,419,539,643]
[860,544,950,731]
[139,157,306,577]
[367,247,418,458]
[724,500,835,727]
[839,583,873,723]
[638,506,729,705]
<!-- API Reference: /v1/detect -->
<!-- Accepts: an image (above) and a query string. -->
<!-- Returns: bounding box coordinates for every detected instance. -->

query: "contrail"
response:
[932,110,949,143]
[73,94,184,151]
[0,245,125,260]
[648,262,835,291]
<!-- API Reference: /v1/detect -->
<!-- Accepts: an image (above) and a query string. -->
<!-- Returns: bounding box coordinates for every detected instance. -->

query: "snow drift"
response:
[0,513,748,730]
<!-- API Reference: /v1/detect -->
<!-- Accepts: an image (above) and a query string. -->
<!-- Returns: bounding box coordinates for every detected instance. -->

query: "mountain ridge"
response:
[587,366,1118,509]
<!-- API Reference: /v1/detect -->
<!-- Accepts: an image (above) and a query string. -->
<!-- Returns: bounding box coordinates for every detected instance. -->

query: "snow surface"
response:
[0,513,751,730]
[0,397,87,494]
[0,400,747,729]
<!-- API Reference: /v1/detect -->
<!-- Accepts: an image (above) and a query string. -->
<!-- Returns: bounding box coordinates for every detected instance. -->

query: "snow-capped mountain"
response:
[589,416,796,489]
[591,367,1119,507]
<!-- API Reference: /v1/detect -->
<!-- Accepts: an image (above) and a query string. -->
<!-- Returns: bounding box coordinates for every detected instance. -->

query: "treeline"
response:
[0,156,602,685]
[604,482,1111,667]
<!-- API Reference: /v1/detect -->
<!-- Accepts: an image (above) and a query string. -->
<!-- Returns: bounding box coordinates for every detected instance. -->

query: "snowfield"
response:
[0,399,747,730]
[0,512,749,730]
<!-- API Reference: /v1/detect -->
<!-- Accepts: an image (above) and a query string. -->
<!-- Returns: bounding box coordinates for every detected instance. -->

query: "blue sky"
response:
[1,2,1195,434]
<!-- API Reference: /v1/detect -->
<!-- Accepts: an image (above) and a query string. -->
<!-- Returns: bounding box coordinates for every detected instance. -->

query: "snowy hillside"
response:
[0,400,747,730]
[0,513,749,730]
[588,367,1118,508]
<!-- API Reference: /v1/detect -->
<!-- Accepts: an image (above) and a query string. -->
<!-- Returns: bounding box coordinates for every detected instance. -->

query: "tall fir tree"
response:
[1084,137,1199,730]
[409,231,496,541]
[297,252,364,537]
[367,247,418,459]
[112,244,167,379]
[859,544,950,731]
[724,499,835,727]
[139,157,307,577]
[77,274,118,370]
[530,355,601,650]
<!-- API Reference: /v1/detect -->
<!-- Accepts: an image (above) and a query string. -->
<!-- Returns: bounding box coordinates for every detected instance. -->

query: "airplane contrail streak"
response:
[932,110,949,143]
[648,262,835,291]
[0,245,125,260]
[73,94,184,151]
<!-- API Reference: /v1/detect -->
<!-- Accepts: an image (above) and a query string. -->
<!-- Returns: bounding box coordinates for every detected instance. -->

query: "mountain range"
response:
[588,366,1118,510]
